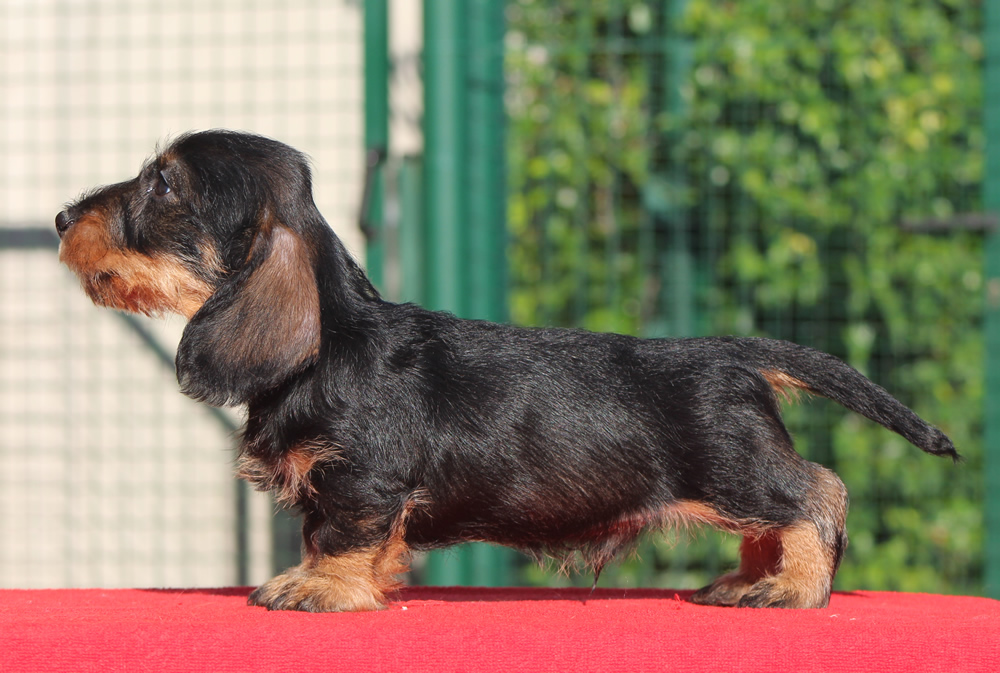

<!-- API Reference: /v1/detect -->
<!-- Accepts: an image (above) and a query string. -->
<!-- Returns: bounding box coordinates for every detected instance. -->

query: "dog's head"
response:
[56,130,377,407]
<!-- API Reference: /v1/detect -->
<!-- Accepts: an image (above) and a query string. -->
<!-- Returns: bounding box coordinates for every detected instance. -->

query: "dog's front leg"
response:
[248,513,410,612]
[247,550,391,612]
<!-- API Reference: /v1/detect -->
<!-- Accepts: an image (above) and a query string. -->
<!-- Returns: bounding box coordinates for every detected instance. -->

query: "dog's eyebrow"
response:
[135,157,158,178]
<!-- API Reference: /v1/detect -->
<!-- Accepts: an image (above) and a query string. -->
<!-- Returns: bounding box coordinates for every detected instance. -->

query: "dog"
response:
[55,130,958,611]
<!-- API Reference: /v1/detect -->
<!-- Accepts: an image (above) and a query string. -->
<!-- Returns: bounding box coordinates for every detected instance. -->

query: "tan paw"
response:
[248,552,395,612]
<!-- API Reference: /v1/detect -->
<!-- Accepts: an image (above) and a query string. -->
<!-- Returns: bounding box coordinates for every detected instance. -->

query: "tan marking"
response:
[767,522,836,608]
[660,500,735,530]
[249,549,393,612]
[811,467,849,540]
[760,369,811,403]
[692,524,835,609]
[658,500,767,537]
[566,500,753,578]
[58,211,215,318]
[372,491,427,584]
[769,469,848,608]
[238,439,344,506]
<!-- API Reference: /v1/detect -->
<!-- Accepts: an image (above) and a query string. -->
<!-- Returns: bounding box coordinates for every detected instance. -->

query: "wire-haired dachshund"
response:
[55,130,958,611]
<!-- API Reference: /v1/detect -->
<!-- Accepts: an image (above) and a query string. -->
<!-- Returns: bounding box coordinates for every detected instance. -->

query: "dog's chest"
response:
[236,439,342,506]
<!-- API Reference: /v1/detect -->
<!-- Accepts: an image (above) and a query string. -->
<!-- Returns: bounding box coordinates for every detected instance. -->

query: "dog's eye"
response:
[154,171,172,197]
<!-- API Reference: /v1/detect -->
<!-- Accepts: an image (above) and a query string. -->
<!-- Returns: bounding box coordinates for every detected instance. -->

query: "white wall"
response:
[0,0,365,588]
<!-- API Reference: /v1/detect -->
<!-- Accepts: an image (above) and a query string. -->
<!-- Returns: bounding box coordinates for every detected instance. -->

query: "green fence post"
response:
[644,0,697,340]
[423,0,468,316]
[465,0,508,323]
[663,0,695,339]
[422,0,513,587]
[399,157,426,305]
[983,0,1000,600]
[363,0,389,285]
[466,0,514,586]
[423,0,473,587]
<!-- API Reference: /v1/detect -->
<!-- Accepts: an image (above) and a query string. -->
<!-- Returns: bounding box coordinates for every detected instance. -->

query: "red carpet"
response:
[1,586,998,672]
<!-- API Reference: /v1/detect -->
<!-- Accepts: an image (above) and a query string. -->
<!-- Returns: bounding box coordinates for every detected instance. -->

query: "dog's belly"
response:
[400,478,668,552]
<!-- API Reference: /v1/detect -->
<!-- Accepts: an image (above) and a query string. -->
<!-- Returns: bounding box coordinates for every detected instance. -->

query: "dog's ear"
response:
[176,220,321,407]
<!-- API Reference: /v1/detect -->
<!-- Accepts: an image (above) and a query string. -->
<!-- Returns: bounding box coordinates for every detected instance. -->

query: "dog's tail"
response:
[733,337,959,462]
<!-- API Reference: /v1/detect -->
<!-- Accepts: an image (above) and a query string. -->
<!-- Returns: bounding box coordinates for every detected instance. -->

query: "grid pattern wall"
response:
[0,0,364,588]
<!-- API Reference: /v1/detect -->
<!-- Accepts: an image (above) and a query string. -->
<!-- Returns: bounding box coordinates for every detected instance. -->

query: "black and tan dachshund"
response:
[56,130,958,611]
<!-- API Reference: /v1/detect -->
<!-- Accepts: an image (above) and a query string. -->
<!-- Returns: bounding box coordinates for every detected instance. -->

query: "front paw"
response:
[248,556,389,612]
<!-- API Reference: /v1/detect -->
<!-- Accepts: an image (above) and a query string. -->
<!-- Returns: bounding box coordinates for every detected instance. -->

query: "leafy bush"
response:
[506,0,984,594]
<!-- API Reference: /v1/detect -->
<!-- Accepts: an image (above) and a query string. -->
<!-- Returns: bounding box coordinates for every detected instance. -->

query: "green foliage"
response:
[507,1,656,335]
[506,0,985,594]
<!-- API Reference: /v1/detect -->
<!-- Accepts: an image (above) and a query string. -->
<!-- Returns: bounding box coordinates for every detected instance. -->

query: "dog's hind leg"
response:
[691,465,849,609]
[736,467,848,608]
[689,529,781,607]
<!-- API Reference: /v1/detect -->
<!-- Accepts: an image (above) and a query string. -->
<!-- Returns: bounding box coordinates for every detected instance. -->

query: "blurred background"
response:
[1,0,997,599]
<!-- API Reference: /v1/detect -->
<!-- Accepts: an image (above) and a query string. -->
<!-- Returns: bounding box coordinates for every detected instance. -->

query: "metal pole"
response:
[363,0,389,287]
[423,0,468,316]
[662,0,696,339]
[983,0,1000,599]
[465,0,508,323]
[465,0,514,587]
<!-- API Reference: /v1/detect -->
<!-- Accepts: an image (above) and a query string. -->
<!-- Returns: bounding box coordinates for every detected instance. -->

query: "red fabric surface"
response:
[1,586,998,672]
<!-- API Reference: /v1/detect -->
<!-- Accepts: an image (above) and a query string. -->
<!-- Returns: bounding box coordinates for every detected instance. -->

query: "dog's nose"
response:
[55,210,76,238]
